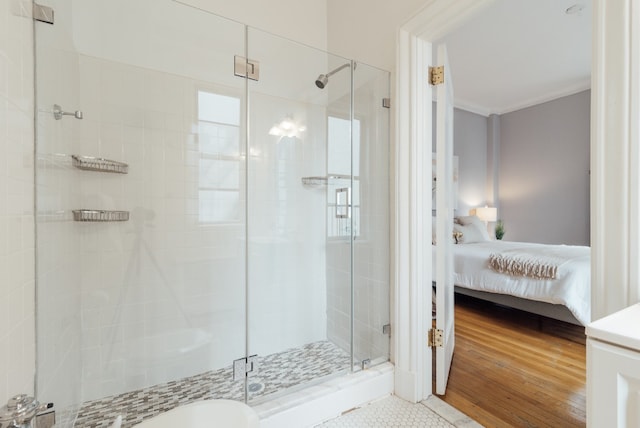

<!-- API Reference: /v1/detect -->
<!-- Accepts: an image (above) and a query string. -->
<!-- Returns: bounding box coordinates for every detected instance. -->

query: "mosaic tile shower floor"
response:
[73,340,350,427]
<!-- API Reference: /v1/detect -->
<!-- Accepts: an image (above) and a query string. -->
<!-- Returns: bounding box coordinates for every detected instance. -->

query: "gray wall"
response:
[433,105,489,216]
[498,90,590,245]
[455,109,489,216]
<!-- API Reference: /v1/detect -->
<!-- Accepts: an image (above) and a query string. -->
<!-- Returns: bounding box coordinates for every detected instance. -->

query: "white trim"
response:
[450,101,492,117]
[495,80,591,115]
[453,79,592,117]
[393,28,431,402]
[394,0,496,403]
[590,0,640,320]
[403,0,498,40]
[631,0,640,306]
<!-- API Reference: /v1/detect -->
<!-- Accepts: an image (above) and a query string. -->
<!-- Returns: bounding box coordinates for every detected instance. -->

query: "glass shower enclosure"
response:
[34,1,390,425]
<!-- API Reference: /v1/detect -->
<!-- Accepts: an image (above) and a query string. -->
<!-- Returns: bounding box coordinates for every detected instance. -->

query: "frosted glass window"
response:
[198,122,240,155]
[328,117,360,176]
[198,92,240,126]
[199,159,239,189]
[197,89,242,224]
[199,190,240,223]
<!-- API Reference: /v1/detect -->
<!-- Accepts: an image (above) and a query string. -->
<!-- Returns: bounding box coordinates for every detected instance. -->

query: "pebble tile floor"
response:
[320,395,482,428]
[72,341,350,427]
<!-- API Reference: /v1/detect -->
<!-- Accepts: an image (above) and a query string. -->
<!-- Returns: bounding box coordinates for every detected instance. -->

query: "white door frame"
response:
[590,0,640,320]
[394,0,640,402]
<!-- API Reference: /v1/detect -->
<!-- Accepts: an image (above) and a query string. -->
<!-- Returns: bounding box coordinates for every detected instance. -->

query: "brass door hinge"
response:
[429,66,444,85]
[428,328,443,347]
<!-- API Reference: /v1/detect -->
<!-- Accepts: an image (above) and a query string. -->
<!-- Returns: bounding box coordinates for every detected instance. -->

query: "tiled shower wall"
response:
[32,1,387,418]
[37,53,328,404]
[35,0,330,409]
[0,0,36,405]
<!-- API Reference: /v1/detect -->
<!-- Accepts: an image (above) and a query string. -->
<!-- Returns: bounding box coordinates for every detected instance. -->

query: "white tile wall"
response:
[31,0,389,414]
[0,0,36,405]
[37,45,331,405]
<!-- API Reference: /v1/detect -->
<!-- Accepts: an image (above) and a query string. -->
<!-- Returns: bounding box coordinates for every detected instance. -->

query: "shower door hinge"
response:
[428,328,443,347]
[232,355,258,381]
[429,66,444,86]
[234,56,260,81]
[382,98,391,109]
[33,3,54,24]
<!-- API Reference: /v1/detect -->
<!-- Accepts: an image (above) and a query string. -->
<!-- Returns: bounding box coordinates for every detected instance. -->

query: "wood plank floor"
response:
[436,294,586,427]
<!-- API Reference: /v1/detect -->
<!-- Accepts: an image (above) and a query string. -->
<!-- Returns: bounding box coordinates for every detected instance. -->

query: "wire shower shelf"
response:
[73,210,130,222]
[72,155,129,174]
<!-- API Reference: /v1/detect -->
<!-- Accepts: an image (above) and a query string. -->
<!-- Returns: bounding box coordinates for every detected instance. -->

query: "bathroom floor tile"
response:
[318,395,481,428]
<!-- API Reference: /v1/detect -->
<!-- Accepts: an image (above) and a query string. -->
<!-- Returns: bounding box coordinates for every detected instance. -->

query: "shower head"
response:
[314,62,353,89]
[315,74,329,89]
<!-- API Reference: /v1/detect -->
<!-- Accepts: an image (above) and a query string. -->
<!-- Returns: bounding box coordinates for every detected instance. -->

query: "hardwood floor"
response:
[437,294,586,427]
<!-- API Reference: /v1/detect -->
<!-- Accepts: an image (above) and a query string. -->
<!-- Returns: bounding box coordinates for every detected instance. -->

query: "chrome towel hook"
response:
[53,104,83,120]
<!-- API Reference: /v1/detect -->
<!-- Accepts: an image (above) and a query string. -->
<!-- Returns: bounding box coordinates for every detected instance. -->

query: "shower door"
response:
[351,63,391,370]
[244,28,354,402]
[243,28,391,403]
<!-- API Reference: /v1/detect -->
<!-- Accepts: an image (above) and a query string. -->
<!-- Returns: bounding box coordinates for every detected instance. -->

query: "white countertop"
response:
[586,303,640,351]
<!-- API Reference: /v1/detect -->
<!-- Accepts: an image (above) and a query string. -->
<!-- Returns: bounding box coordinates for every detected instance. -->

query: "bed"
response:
[433,215,591,326]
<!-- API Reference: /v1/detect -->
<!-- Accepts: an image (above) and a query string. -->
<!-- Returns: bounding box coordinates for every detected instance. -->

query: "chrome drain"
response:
[248,382,265,393]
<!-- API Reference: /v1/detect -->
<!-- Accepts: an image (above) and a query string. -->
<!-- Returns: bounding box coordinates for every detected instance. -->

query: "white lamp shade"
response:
[474,206,497,222]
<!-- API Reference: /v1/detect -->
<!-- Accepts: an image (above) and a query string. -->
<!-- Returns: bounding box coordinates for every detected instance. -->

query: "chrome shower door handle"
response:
[335,187,351,219]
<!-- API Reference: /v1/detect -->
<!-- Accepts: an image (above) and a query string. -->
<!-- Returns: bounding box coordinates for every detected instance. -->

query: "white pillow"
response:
[455,215,491,241]
[453,222,490,244]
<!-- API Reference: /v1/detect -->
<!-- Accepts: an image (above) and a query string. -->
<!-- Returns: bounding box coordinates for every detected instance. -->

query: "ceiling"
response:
[436,0,592,116]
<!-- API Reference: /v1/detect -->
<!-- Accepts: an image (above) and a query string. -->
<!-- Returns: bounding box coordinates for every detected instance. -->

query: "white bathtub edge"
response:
[255,362,394,428]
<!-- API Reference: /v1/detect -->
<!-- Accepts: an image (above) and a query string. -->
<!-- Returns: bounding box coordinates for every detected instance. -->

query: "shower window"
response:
[327,116,361,238]
[197,90,242,224]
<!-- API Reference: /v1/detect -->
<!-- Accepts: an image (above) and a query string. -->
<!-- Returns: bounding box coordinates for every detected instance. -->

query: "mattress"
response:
[435,241,591,325]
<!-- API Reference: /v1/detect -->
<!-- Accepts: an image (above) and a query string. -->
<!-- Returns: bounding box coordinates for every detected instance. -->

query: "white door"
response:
[434,43,455,395]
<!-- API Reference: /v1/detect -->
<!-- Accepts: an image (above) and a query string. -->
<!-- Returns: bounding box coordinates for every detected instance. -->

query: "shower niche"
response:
[34,1,390,425]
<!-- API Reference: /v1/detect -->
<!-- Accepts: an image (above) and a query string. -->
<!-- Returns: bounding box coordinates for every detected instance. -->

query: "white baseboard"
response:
[393,366,420,403]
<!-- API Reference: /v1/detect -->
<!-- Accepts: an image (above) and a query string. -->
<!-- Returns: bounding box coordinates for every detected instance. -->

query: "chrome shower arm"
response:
[325,62,351,78]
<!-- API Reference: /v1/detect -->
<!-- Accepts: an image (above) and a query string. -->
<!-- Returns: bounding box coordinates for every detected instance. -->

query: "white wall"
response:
[326,0,429,71]
[0,0,36,405]
[499,90,590,245]
[178,0,328,52]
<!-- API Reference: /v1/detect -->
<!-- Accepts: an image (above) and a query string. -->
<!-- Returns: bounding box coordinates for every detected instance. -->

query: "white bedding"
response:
[448,240,591,325]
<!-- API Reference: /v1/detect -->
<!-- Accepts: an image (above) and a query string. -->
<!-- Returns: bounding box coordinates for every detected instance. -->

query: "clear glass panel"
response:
[246,28,353,403]
[352,64,391,369]
[34,1,247,425]
[35,0,390,422]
